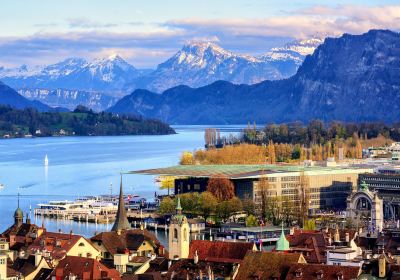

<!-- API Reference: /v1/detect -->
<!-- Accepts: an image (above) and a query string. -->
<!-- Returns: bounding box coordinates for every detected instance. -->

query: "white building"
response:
[326,234,364,267]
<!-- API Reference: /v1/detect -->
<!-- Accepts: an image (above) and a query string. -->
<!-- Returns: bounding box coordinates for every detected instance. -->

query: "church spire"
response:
[176,196,182,214]
[276,223,289,251]
[111,174,131,232]
[14,192,23,226]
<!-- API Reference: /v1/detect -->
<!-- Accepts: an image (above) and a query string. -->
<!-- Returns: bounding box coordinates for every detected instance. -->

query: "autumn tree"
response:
[267,140,276,163]
[207,176,235,201]
[180,151,194,165]
[298,171,310,228]
[355,139,363,159]
[257,175,270,221]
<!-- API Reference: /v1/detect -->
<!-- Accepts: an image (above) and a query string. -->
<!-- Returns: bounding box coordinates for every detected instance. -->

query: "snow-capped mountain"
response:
[0,55,141,94]
[127,38,325,93]
[0,35,326,109]
[18,88,118,112]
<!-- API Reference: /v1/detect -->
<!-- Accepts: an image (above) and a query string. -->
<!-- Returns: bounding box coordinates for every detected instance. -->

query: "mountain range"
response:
[0,36,323,111]
[108,30,400,124]
[0,81,53,112]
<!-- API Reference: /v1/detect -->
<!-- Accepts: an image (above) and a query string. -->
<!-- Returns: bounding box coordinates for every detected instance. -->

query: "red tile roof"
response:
[166,259,234,279]
[27,231,95,261]
[287,231,327,263]
[91,229,162,256]
[235,251,304,280]
[286,263,361,280]
[50,256,121,279]
[188,240,254,263]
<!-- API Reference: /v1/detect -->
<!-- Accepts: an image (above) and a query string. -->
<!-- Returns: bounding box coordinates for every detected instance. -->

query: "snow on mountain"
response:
[18,88,118,112]
[0,34,328,109]
[128,41,301,93]
[0,55,140,94]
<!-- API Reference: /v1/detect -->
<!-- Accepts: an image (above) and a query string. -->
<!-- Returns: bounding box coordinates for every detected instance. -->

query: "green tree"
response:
[199,191,218,222]
[246,214,259,227]
[158,197,176,216]
[216,197,243,222]
[180,192,201,214]
[242,198,256,216]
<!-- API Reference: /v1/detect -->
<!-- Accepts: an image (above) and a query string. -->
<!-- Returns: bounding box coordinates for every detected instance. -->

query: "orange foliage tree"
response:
[207,176,235,202]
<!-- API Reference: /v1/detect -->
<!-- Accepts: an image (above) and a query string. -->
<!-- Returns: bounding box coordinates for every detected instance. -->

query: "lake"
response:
[0,125,243,241]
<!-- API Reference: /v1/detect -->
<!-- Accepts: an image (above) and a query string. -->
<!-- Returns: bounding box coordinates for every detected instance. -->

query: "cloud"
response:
[0,30,187,68]
[0,4,399,68]
[164,5,400,39]
[68,18,119,29]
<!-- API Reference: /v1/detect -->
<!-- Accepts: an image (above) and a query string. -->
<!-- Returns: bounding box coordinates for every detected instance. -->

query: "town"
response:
[3,137,400,279]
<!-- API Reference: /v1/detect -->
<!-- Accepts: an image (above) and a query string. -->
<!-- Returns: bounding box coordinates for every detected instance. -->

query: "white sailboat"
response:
[44,154,49,166]
[0,183,4,190]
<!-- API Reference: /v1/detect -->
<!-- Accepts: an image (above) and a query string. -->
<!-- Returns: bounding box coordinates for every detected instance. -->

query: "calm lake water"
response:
[0,125,243,242]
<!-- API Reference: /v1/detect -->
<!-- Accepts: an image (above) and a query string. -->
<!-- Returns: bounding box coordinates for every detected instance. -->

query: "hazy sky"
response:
[1,0,399,68]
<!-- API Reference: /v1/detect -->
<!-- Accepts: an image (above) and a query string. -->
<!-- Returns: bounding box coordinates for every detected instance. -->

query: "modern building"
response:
[133,164,373,211]
[359,167,400,219]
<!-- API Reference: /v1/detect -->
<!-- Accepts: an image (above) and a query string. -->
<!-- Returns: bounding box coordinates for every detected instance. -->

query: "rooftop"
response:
[130,164,372,179]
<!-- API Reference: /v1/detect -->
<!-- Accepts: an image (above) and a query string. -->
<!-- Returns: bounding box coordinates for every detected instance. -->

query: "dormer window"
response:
[336,272,344,280]
[295,268,303,278]
[316,270,324,279]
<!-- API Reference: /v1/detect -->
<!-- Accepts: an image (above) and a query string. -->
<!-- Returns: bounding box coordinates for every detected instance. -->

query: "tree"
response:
[246,215,259,227]
[242,198,256,216]
[158,176,175,196]
[180,151,194,165]
[298,171,310,228]
[267,140,276,163]
[199,191,218,222]
[258,175,269,221]
[216,197,243,222]
[206,176,235,202]
[355,139,363,159]
[180,192,201,214]
[158,197,176,216]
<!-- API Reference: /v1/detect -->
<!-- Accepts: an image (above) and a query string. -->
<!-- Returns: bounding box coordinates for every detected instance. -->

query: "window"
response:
[174,229,178,241]
[78,242,85,247]
[0,258,5,265]
[194,184,200,190]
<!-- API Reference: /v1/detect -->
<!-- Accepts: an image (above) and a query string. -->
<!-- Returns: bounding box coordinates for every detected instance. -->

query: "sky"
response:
[0,0,399,68]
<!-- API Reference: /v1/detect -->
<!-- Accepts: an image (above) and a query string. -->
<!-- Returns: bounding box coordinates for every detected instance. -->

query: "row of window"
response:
[281,176,300,182]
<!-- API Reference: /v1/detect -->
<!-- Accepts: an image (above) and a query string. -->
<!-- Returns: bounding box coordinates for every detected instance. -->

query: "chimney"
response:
[69,230,73,239]
[34,251,42,267]
[194,250,199,264]
[26,213,31,224]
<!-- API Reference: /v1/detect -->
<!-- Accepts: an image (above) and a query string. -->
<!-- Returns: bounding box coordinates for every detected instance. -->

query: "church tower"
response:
[111,174,131,232]
[168,196,190,260]
[14,193,23,227]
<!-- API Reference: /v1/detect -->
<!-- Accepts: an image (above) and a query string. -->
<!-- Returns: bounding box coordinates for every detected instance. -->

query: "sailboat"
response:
[44,154,49,166]
[0,183,4,190]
